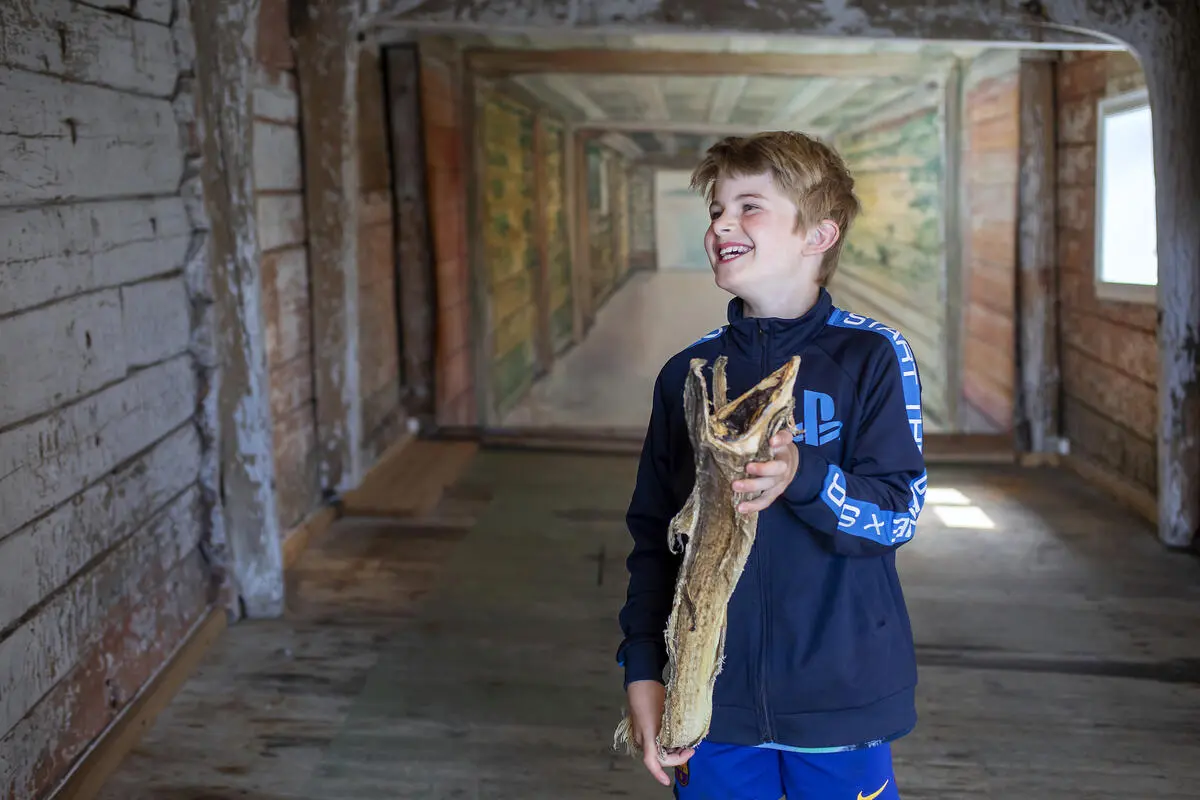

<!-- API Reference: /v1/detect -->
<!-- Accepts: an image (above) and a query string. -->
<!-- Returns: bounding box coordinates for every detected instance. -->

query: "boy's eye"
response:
[743,203,759,213]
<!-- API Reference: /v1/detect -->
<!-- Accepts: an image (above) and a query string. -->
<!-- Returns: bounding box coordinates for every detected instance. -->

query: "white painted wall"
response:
[0,2,209,796]
[653,169,713,271]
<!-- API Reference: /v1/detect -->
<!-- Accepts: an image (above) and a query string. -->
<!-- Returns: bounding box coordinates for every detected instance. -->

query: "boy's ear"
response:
[803,219,841,256]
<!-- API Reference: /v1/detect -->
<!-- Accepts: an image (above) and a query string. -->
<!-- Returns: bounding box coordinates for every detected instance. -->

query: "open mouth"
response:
[717,243,753,263]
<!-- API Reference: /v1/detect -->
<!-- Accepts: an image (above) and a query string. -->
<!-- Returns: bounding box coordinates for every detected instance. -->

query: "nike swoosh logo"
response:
[858,779,889,800]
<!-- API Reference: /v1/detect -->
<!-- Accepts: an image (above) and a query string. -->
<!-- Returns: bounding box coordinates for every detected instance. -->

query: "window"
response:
[1094,87,1157,303]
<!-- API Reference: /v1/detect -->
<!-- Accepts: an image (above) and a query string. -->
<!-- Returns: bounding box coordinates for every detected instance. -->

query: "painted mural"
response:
[586,143,616,304]
[609,152,631,288]
[654,169,712,271]
[628,167,657,268]
[832,106,949,428]
[539,119,573,352]
[481,91,538,416]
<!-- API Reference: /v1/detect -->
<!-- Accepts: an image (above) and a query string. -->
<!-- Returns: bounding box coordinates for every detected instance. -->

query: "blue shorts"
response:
[673,742,900,800]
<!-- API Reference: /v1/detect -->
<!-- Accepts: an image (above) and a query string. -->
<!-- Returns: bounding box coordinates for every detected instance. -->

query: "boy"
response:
[616,131,925,799]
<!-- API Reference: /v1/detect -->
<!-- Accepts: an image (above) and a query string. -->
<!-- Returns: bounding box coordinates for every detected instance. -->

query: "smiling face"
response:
[704,171,824,317]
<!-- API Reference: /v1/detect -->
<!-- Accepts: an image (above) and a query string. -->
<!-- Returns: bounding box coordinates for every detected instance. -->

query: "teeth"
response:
[719,245,751,257]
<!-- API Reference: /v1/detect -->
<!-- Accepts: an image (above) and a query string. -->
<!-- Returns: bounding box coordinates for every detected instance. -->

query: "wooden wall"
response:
[960,52,1020,433]
[832,98,950,428]
[0,2,212,796]
[1056,51,1155,494]
[254,0,321,532]
[420,45,476,428]
[356,47,405,463]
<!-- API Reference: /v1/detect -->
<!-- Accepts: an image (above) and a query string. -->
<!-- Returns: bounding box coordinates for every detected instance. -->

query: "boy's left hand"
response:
[733,430,799,514]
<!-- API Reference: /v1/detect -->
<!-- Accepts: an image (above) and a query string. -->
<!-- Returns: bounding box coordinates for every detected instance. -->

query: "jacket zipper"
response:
[757,324,775,743]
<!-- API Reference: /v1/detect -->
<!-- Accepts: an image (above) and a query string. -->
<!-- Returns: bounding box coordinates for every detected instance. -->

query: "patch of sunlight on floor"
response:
[932,504,997,529]
[925,487,972,505]
[925,486,997,529]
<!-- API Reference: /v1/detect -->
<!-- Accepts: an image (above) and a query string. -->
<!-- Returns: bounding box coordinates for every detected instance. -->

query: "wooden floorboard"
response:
[95,454,1200,799]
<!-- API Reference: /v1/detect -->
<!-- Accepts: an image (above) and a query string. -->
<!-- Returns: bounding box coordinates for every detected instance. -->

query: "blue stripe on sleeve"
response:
[822,310,927,545]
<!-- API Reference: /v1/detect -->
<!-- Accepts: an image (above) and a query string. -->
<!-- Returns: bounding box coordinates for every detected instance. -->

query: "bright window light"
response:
[1095,88,1157,303]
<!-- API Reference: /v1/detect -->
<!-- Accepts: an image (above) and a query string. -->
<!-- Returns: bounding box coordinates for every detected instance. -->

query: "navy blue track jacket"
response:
[616,287,926,751]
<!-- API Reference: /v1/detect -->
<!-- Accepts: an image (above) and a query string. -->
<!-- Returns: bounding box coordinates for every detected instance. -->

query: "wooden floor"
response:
[97,448,1200,799]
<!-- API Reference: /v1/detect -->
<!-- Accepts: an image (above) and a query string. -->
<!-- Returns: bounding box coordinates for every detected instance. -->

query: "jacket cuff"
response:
[621,641,667,689]
[783,448,826,506]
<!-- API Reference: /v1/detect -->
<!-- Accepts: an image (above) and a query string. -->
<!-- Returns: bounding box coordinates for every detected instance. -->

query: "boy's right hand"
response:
[626,680,695,786]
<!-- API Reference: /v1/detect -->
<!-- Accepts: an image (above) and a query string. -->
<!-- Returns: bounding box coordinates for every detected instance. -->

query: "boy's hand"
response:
[626,680,695,786]
[733,430,799,514]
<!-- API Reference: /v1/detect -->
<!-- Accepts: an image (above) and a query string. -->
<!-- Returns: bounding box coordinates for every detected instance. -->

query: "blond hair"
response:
[690,131,860,284]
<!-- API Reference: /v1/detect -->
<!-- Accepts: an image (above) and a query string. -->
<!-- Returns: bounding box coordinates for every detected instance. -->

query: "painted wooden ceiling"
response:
[450,32,985,153]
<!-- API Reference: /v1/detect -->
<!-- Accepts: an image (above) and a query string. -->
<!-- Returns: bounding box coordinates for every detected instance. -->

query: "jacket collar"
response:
[723,288,833,361]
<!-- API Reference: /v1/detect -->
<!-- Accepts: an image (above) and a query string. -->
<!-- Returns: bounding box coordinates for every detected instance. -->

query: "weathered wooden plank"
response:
[1056,52,1108,101]
[468,48,940,79]
[1144,16,1200,548]
[0,356,195,541]
[0,486,204,739]
[0,425,200,634]
[1062,346,1157,443]
[1063,397,1157,493]
[272,404,319,531]
[0,0,176,96]
[0,68,182,203]
[969,217,1016,269]
[256,0,294,72]
[1057,265,1157,334]
[73,0,174,25]
[252,121,303,192]
[192,0,284,615]
[121,277,191,368]
[1057,143,1094,188]
[1061,310,1157,387]
[1056,184,1094,233]
[256,193,307,252]
[0,198,191,316]
[1057,95,1096,146]
[296,1,363,491]
[269,354,315,421]
[1015,57,1060,454]
[254,65,299,123]
[0,291,126,428]
[386,43,437,418]
[0,549,210,800]
[262,247,313,368]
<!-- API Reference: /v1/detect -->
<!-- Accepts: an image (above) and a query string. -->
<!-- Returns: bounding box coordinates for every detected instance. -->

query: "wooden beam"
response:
[538,74,609,119]
[830,82,940,136]
[578,118,801,136]
[1146,10,1200,549]
[371,1,1126,50]
[465,48,943,79]
[943,59,967,432]
[295,0,364,491]
[768,79,857,129]
[1014,57,1059,455]
[599,131,644,160]
[191,0,283,617]
[385,44,438,418]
